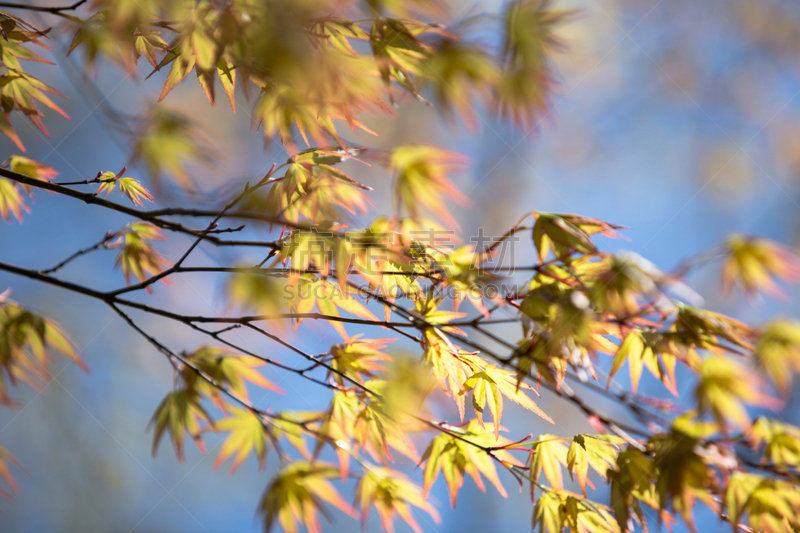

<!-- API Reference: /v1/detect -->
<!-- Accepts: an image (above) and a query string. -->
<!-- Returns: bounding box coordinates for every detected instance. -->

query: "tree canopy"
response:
[1,1,800,532]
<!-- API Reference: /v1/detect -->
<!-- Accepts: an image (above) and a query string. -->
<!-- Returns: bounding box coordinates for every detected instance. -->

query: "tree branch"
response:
[0,0,86,15]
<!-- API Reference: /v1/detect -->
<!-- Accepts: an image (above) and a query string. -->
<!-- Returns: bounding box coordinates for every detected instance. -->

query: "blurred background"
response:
[2,0,800,531]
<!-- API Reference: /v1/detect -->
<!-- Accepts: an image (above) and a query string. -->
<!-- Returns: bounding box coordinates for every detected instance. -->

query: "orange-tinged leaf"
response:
[695,357,778,430]
[421,419,521,507]
[463,364,552,440]
[97,171,154,207]
[259,462,355,533]
[182,346,285,404]
[357,466,440,533]
[149,388,212,462]
[157,51,196,102]
[113,222,169,287]
[530,434,569,492]
[0,155,58,222]
[217,60,236,112]
[567,434,624,496]
[213,406,269,473]
[391,145,469,228]
[721,235,800,298]
[0,445,20,499]
[756,319,800,396]
[0,296,88,404]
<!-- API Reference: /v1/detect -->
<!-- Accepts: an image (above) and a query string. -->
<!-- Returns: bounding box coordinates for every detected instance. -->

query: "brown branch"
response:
[110,168,278,296]
[0,168,282,250]
[0,0,86,15]
[40,230,117,275]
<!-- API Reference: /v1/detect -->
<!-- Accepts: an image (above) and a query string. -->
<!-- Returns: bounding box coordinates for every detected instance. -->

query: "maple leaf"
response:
[130,106,208,188]
[309,17,369,58]
[721,235,800,298]
[532,213,600,263]
[391,145,469,228]
[652,416,718,530]
[156,8,239,112]
[0,295,88,404]
[356,466,440,533]
[181,346,284,405]
[589,252,676,318]
[421,419,524,507]
[0,16,67,151]
[533,491,620,533]
[533,490,566,533]
[726,473,800,533]
[112,222,169,287]
[498,0,571,129]
[213,406,269,474]
[226,269,288,319]
[7,154,58,183]
[675,305,758,353]
[755,319,800,396]
[420,38,499,129]
[529,434,569,494]
[261,148,372,224]
[0,445,20,499]
[0,16,54,71]
[67,10,170,72]
[149,388,212,462]
[751,417,800,472]
[0,70,69,150]
[694,357,777,430]
[328,335,394,386]
[0,177,29,223]
[422,328,472,420]
[607,446,662,533]
[369,18,430,102]
[265,412,316,461]
[462,364,553,440]
[511,336,567,390]
[96,168,154,207]
[321,388,419,474]
[285,278,377,339]
[608,330,679,396]
[567,434,625,496]
[0,155,57,223]
[259,462,356,533]
[251,59,383,150]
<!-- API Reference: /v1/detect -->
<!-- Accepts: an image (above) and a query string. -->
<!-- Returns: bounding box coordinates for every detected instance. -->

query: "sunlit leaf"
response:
[529,434,569,493]
[0,295,88,404]
[695,357,776,430]
[567,434,624,496]
[421,419,523,507]
[213,405,269,474]
[391,145,469,228]
[0,445,19,499]
[259,462,356,533]
[356,466,440,533]
[112,222,169,287]
[97,169,154,207]
[463,364,553,439]
[498,0,571,128]
[130,106,208,188]
[226,269,288,319]
[149,388,212,462]
[181,345,284,405]
[756,318,800,396]
[726,472,800,533]
[328,335,393,386]
[721,235,800,298]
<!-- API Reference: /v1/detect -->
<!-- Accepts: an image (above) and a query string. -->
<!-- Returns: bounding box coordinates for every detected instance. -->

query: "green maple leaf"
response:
[149,388,212,462]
